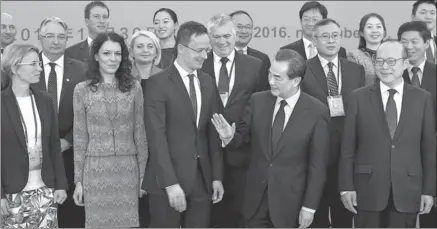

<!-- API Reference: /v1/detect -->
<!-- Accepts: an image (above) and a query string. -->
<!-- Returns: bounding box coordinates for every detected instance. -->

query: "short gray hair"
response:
[206,13,236,36]
[129,30,162,65]
[1,43,40,79]
[39,16,68,35]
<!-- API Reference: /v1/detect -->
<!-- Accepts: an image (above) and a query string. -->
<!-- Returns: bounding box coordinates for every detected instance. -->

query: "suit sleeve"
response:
[302,106,330,210]
[48,95,68,190]
[227,94,254,149]
[144,78,178,188]
[133,83,148,183]
[209,83,224,181]
[421,93,436,196]
[339,48,347,59]
[338,91,359,192]
[73,84,89,184]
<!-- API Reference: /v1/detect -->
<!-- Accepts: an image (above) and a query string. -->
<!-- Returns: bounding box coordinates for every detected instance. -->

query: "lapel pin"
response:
[66,79,70,82]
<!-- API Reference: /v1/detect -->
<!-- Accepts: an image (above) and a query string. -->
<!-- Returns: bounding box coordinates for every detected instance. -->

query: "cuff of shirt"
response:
[221,138,232,147]
[302,207,315,214]
[165,184,178,190]
[340,191,351,195]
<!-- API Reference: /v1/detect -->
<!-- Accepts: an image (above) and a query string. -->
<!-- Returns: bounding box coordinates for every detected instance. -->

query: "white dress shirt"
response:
[87,36,93,47]
[213,50,236,106]
[174,60,202,127]
[271,89,301,129]
[318,54,343,93]
[303,36,317,59]
[236,46,248,55]
[408,59,426,85]
[41,53,64,109]
[380,80,403,124]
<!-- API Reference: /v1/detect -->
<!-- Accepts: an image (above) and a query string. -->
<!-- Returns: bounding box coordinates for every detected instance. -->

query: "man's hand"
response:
[166,184,186,212]
[212,180,224,204]
[419,195,434,214]
[211,114,235,141]
[298,209,314,228]
[54,190,67,204]
[1,198,9,216]
[60,139,72,152]
[340,191,357,214]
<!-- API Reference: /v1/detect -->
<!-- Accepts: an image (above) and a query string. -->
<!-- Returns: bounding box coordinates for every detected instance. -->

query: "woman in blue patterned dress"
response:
[72,32,148,227]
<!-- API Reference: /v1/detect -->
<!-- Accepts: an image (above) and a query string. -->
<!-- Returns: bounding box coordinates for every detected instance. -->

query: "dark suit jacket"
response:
[34,54,87,186]
[1,86,68,197]
[339,83,436,213]
[142,64,223,195]
[202,51,263,168]
[280,38,347,60]
[247,46,271,91]
[65,39,90,65]
[302,56,365,165]
[227,91,330,227]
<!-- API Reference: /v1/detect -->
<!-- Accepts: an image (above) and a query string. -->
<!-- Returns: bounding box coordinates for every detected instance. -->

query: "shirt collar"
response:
[87,36,93,47]
[174,60,198,78]
[236,46,248,53]
[318,54,339,68]
[276,88,301,106]
[302,36,313,48]
[408,59,426,74]
[213,49,236,64]
[380,79,404,96]
[41,53,64,67]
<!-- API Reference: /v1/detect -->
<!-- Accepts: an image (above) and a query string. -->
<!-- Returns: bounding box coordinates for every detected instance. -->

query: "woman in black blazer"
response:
[1,44,68,228]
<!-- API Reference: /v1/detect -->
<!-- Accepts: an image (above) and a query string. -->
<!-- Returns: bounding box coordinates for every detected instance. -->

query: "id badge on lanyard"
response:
[327,60,345,117]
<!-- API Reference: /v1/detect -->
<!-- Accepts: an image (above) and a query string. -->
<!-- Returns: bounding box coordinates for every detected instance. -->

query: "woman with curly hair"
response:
[71,32,148,227]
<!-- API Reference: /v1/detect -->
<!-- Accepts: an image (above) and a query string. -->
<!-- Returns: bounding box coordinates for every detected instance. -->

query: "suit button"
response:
[391,145,395,149]
[269,163,272,167]
[193,154,199,160]
[262,180,267,184]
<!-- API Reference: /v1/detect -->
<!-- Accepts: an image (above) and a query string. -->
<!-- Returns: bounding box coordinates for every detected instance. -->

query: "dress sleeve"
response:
[73,83,89,184]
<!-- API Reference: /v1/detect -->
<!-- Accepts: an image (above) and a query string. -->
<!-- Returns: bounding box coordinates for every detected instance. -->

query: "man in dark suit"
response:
[339,40,436,228]
[211,49,330,228]
[33,17,87,228]
[301,18,365,228]
[65,1,110,64]
[201,13,263,228]
[411,0,437,64]
[280,1,346,60]
[142,21,224,228]
[398,20,437,228]
[230,10,271,91]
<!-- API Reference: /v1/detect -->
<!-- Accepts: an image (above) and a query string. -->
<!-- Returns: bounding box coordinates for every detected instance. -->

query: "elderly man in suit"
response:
[211,49,330,228]
[33,16,87,228]
[65,1,110,64]
[339,39,436,228]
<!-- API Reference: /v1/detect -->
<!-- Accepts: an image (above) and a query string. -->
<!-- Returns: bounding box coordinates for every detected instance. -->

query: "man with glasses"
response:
[339,39,436,228]
[65,1,110,64]
[34,16,87,228]
[230,10,271,91]
[200,13,263,228]
[280,1,346,60]
[301,18,365,228]
[142,21,224,228]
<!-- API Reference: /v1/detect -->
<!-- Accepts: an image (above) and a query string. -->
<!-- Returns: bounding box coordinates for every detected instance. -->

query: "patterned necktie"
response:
[386,89,397,139]
[271,100,287,154]
[187,74,198,121]
[327,62,339,96]
[218,57,229,94]
[237,49,245,55]
[47,62,58,112]
[411,66,420,87]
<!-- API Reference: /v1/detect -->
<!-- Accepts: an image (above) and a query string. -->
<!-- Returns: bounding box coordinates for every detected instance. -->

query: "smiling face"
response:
[132,35,158,64]
[210,22,236,57]
[95,40,122,75]
[412,2,436,32]
[14,51,42,85]
[361,16,385,45]
[400,30,429,66]
[375,42,408,87]
[154,11,178,40]
[300,8,323,39]
[1,14,17,48]
[232,13,253,48]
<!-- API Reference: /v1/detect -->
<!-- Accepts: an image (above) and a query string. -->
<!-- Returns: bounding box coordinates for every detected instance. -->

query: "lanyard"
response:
[328,59,341,96]
[15,91,38,147]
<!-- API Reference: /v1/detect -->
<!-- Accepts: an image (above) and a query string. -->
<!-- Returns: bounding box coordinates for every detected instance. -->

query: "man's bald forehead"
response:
[1,13,14,23]
[377,41,406,58]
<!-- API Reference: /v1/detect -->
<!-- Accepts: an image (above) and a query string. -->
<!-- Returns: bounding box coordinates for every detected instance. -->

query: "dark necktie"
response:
[327,62,339,96]
[187,74,198,121]
[237,49,244,55]
[47,62,58,112]
[1,48,3,54]
[386,89,397,139]
[271,100,287,154]
[411,66,420,87]
[217,57,229,94]
[426,39,435,63]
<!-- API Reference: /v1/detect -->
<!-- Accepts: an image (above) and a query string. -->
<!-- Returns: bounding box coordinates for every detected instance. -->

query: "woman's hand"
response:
[73,183,84,206]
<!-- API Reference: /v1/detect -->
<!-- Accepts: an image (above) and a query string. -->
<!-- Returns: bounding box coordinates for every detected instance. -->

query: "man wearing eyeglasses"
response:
[301,18,365,228]
[33,16,87,228]
[200,13,263,228]
[65,1,110,64]
[339,39,436,228]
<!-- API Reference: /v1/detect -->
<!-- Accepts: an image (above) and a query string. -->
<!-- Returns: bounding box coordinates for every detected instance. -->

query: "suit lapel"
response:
[197,71,210,128]
[369,84,391,141]
[393,84,413,142]
[36,53,47,91]
[203,52,216,79]
[340,58,352,94]
[262,94,277,160]
[309,56,329,95]
[421,62,434,91]
[169,65,197,126]
[402,69,411,84]
[298,39,307,60]
[59,58,72,105]
[226,51,243,108]
[3,87,27,149]
[80,40,90,62]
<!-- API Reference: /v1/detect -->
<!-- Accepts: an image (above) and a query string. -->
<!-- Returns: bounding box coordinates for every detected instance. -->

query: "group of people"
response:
[0,0,436,228]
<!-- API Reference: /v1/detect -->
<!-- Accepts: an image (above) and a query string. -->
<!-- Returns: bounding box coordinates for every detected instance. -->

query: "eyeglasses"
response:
[40,33,67,40]
[91,14,109,21]
[302,17,322,24]
[374,58,404,66]
[236,24,253,30]
[180,43,211,55]
[16,61,43,68]
[315,34,341,42]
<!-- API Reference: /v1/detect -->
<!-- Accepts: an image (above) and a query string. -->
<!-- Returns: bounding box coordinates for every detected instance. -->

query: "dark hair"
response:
[379,38,408,59]
[412,0,437,15]
[229,10,253,22]
[275,49,306,81]
[85,1,110,19]
[358,13,387,49]
[153,8,178,23]
[313,18,340,32]
[87,32,133,93]
[175,21,208,57]
[397,21,432,42]
[299,1,328,20]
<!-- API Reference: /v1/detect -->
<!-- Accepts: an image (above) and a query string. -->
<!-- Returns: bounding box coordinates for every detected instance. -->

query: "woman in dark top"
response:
[347,13,387,86]
[153,8,179,69]
[1,44,68,228]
